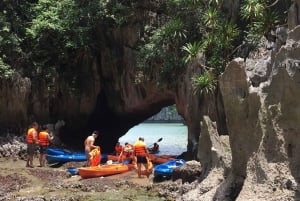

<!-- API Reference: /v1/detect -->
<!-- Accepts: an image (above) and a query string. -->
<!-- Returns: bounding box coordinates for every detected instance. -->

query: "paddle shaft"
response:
[148,138,163,148]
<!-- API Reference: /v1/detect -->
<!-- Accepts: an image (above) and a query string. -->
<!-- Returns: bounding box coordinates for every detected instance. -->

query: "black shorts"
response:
[39,146,48,154]
[136,156,147,164]
[27,143,36,155]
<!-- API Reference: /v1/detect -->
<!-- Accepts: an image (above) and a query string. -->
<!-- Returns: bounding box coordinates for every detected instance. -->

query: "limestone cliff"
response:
[180,1,300,200]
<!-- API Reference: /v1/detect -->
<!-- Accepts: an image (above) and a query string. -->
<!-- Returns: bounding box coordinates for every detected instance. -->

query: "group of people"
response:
[26,122,156,178]
[85,132,152,178]
[26,122,54,168]
[113,137,158,178]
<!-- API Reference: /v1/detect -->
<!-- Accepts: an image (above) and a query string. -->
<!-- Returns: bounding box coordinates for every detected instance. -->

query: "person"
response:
[114,142,123,156]
[148,142,159,153]
[84,131,100,166]
[38,125,54,167]
[133,137,150,178]
[26,122,39,168]
[118,142,134,163]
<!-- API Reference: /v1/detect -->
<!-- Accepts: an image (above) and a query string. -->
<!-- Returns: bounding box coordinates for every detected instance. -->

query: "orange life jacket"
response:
[27,128,36,144]
[89,148,101,166]
[39,131,49,146]
[134,141,147,156]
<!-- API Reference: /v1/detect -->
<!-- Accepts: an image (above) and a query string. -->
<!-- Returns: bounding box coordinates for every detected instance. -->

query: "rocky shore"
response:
[0,135,201,201]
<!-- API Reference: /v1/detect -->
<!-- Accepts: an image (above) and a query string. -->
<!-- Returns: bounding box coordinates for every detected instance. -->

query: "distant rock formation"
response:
[146,106,184,122]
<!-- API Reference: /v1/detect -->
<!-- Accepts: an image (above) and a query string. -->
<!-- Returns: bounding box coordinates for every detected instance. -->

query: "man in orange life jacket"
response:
[84,131,100,166]
[38,125,54,167]
[133,136,150,178]
[26,122,39,168]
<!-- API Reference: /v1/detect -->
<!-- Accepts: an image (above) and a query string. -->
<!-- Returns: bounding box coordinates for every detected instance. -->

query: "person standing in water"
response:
[84,131,100,166]
[26,122,39,168]
[133,136,150,178]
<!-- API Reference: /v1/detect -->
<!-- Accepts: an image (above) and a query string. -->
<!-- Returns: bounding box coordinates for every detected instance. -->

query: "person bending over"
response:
[84,131,100,166]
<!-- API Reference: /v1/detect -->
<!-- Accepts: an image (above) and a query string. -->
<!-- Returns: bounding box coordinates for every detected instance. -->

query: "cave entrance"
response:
[118,105,187,155]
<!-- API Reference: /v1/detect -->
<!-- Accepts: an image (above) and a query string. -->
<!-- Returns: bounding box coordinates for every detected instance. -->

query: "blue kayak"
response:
[47,153,86,163]
[46,148,108,164]
[47,148,72,155]
[154,159,185,178]
[66,167,79,175]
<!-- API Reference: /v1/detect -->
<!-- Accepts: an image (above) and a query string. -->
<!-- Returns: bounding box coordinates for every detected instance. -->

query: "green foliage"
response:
[0,0,291,96]
[0,58,15,78]
[182,42,203,64]
[0,1,32,73]
[27,0,108,52]
[241,0,284,48]
[137,0,242,89]
[192,71,216,95]
[202,8,219,29]
[137,18,187,87]
[240,0,265,20]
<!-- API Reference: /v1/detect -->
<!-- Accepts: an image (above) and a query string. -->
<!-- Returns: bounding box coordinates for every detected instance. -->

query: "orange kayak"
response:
[107,154,126,161]
[78,164,130,179]
[149,154,176,164]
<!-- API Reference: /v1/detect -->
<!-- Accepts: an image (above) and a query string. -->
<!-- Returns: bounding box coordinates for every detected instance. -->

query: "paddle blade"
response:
[157,138,163,142]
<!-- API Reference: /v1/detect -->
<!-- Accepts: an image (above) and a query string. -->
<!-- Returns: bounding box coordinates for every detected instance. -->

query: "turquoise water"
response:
[118,123,187,155]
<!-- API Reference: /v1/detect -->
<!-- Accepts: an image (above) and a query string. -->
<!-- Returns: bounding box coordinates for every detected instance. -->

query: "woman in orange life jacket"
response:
[38,125,54,167]
[26,122,39,168]
[114,142,123,156]
[133,137,150,178]
[118,142,134,163]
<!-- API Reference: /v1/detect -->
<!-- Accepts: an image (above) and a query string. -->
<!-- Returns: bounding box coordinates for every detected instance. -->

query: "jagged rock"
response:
[216,25,300,201]
[172,160,202,183]
[198,116,231,179]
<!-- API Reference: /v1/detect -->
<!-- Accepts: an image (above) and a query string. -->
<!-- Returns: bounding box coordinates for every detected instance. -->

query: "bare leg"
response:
[144,163,149,178]
[42,154,46,167]
[26,155,34,167]
[137,163,142,178]
[39,154,43,166]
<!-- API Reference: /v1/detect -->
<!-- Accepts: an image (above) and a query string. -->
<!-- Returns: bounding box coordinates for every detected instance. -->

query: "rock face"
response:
[194,18,300,201]
[176,2,300,200]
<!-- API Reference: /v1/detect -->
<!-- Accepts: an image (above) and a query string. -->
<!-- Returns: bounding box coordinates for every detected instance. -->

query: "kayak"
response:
[46,148,108,164]
[149,154,176,164]
[133,160,153,176]
[47,148,71,155]
[46,153,86,163]
[147,148,160,154]
[78,164,131,179]
[66,167,79,175]
[107,154,125,161]
[154,159,185,178]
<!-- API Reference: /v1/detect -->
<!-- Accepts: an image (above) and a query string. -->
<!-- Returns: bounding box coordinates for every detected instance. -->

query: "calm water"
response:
[118,123,187,155]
